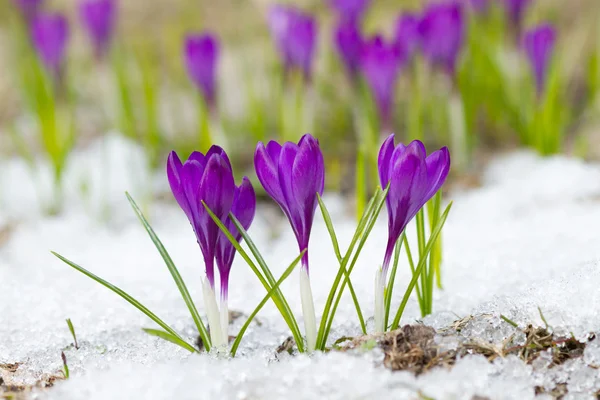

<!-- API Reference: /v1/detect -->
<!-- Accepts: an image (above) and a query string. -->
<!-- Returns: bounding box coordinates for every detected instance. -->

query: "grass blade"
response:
[230,249,305,356]
[202,202,305,352]
[126,193,211,350]
[52,251,197,353]
[390,202,453,330]
[142,328,196,352]
[66,318,78,349]
[402,235,423,314]
[317,193,341,260]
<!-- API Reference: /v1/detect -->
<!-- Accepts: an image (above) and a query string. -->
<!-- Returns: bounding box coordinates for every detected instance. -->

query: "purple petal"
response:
[206,145,232,170]
[424,147,451,200]
[184,33,219,107]
[394,13,421,61]
[523,24,556,95]
[334,20,364,80]
[328,0,370,23]
[255,141,286,209]
[377,134,396,188]
[278,142,304,243]
[79,0,115,59]
[167,151,191,219]
[31,13,70,76]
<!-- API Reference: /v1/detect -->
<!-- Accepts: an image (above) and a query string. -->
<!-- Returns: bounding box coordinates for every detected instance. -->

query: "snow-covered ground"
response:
[1,135,600,399]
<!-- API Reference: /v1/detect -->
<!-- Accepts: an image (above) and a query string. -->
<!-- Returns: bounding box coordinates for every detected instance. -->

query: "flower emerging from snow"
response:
[254,133,324,351]
[79,0,116,59]
[268,5,317,80]
[418,1,464,75]
[375,135,450,332]
[31,13,69,78]
[334,20,364,81]
[168,147,255,347]
[523,24,556,96]
[360,35,403,131]
[184,33,220,110]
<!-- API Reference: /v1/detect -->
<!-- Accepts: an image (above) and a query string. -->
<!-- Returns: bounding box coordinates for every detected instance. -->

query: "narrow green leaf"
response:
[202,202,305,352]
[52,251,197,354]
[142,328,197,353]
[402,235,423,315]
[390,202,453,330]
[126,193,211,350]
[66,318,78,349]
[317,193,341,260]
[230,249,305,356]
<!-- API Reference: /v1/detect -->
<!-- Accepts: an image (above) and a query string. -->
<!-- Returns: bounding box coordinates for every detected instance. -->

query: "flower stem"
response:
[202,278,224,348]
[374,267,385,333]
[299,268,317,351]
[220,298,229,346]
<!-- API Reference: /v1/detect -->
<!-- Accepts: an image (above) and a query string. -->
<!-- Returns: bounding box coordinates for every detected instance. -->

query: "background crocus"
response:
[502,0,532,34]
[31,13,69,78]
[184,33,220,110]
[268,5,317,80]
[394,13,421,63]
[254,133,324,351]
[418,1,464,76]
[360,35,403,131]
[328,0,370,23]
[167,146,236,347]
[12,0,44,21]
[334,20,364,81]
[375,135,450,332]
[523,24,556,96]
[79,0,116,59]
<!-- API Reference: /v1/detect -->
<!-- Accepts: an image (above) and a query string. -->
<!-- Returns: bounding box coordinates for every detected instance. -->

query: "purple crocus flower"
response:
[167,146,235,288]
[394,13,421,62]
[419,1,464,75]
[334,20,363,81]
[12,0,44,20]
[328,0,370,23]
[79,0,116,59]
[31,13,69,78]
[523,24,556,96]
[378,135,450,274]
[254,134,325,272]
[268,5,317,80]
[184,33,219,109]
[360,35,403,131]
[215,177,256,300]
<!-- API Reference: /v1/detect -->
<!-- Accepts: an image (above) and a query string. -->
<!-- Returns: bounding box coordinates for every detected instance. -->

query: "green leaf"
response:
[126,193,211,350]
[142,328,197,352]
[230,249,305,356]
[52,251,197,354]
[390,202,453,330]
[317,193,341,260]
[202,202,305,352]
[66,318,78,349]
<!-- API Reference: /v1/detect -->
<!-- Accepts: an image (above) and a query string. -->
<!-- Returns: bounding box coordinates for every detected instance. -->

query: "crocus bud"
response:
[12,0,44,20]
[360,35,403,131]
[418,1,464,76]
[79,0,116,59]
[184,33,219,110]
[254,134,325,272]
[334,20,363,81]
[328,0,370,23]
[523,24,556,96]
[31,13,69,78]
[375,135,450,333]
[167,147,235,288]
[394,13,421,63]
[268,5,317,80]
[378,136,450,274]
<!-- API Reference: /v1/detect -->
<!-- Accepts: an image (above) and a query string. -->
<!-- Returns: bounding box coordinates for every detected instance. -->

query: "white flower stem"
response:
[300,268,317,352]
[202,278,225,348]
[374,267,385,333]
[220,298,229,346]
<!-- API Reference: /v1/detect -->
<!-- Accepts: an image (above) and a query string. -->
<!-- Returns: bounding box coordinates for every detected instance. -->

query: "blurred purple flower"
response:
[79,0,116,59]
[215,177,256,300]
[334,20,363,81]
[523,24,556,95]
[184,33,219,109]
[254,134,325,273]
[268,5,317,80]
[418,1,464,75]
[328,0,370,23]
[360,35,403,129]
[12,0,44,20]
[167,147,235,289]
[394,13,421,62]
[502,0,531,32]
[378,135,450,274]
[31,13,69,77]
[468,0,490,14]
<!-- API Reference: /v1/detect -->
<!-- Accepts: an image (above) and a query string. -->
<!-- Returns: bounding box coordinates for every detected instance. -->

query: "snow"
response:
[1,136,600,399]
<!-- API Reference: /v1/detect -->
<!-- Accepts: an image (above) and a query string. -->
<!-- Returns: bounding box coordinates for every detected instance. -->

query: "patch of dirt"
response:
[0,363,64,399]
